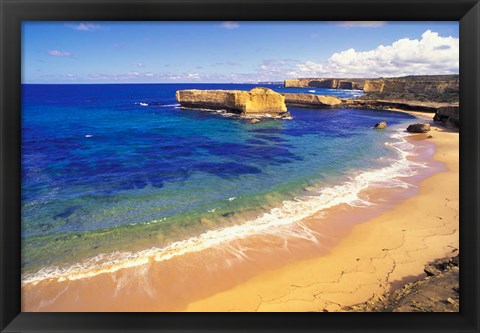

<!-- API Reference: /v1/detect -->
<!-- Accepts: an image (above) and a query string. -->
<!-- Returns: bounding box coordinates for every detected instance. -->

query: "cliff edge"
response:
[284,75,459,95]
[363,75,459,94]
[284,78,366,90]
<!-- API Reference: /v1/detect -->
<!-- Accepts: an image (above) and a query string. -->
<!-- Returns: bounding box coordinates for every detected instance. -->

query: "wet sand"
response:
[22,116,458,312]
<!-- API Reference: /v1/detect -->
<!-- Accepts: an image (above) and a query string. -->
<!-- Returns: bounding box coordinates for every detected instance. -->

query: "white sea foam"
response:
[178,106,290,120]
[22,128,427,286]
[179,106,235,118]
[159,103,180,108]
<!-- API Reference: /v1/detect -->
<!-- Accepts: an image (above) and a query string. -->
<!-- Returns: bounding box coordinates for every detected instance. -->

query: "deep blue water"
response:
[21,83,417,272]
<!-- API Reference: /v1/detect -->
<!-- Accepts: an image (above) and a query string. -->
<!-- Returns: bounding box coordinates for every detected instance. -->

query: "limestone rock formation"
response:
[285,75,458,95]
[407,123,431,133]
[374,121,387,129]
[363,75,459,94]
[283,93,342,107]
[284,78,366,90]
[363,80,385,93]
[342,98,458,115]
[176,87,289,117]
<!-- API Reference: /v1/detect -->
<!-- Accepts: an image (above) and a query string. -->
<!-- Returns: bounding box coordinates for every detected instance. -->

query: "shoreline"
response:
[20,119,422,285]
[21,114,458,312]
[184,121,459,312]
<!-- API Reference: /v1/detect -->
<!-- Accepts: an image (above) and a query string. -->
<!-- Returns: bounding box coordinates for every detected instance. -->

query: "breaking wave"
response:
[22,129,426,286]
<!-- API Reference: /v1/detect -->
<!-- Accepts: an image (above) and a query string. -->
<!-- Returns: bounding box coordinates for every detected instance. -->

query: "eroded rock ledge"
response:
[346,254,459,312]
[342,98,459,127]
[176,87,290,118]
[283,93,342,107]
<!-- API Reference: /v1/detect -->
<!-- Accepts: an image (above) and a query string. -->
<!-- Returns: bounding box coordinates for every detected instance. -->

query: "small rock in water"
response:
[407,123,431,133]
[250,118,260,124]
[374,121,387,129]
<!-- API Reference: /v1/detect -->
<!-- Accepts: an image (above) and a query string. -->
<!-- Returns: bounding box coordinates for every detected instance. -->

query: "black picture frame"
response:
[1,0,479,332]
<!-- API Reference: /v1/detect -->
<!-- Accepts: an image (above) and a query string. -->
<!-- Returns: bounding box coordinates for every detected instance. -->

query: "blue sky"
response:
[22,21,459,83]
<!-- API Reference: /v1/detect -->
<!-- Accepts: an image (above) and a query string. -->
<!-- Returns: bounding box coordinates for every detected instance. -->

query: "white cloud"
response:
[295,30,459,78]
[187,73,200,79]
[71,23,104,31]
[136,63,146,67]
[334,21,386,28]
[47,50,72,57]
[221,21,240,30]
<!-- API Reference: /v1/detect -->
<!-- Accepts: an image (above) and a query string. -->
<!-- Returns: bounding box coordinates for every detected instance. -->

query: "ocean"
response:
[21,83,422,283]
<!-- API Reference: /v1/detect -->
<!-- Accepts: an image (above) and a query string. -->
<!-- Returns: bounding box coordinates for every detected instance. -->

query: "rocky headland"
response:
[284,75,459,126]
[176,87,290,118]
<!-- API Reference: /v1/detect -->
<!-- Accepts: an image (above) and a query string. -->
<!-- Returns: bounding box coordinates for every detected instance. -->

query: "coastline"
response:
[19,21,462,316]
[21,112,458,312]
[184,120,459,312]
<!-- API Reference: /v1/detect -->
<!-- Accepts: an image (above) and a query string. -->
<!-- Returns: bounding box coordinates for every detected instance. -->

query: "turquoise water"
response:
[21,83,418,279]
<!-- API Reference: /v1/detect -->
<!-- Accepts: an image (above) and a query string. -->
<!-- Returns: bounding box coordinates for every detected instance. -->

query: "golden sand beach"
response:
[185,119,459,312]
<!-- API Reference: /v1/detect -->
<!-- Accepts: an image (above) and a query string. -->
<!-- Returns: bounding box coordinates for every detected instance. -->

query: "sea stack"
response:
[176,87,290,118]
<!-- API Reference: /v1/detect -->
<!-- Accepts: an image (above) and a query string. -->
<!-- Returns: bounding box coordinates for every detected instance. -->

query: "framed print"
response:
[1,0,479,332]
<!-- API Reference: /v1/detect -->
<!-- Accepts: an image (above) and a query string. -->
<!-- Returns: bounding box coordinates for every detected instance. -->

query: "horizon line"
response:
[21,82,286,85]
